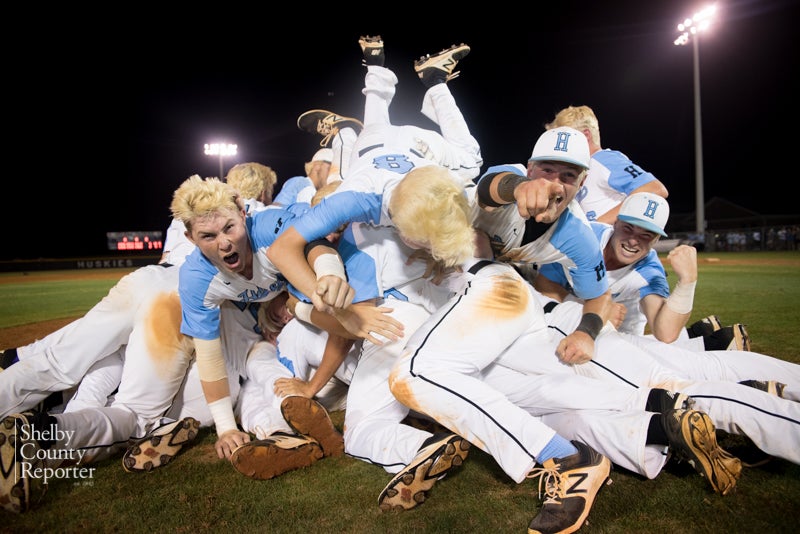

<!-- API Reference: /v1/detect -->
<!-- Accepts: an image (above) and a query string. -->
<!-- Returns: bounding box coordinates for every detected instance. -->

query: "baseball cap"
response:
[529,127,591,169]
[618,192,669,237]
[311,148,333,163]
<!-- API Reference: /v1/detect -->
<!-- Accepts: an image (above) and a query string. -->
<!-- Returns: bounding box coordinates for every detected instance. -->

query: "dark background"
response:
[7,0,798,260]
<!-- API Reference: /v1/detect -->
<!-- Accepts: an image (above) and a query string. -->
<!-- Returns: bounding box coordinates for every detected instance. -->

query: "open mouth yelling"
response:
[223,252,240,266]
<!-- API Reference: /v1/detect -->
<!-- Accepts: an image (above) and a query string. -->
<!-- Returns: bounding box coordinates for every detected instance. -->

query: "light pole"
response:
[204,142,238,179]
[675,4,716,236]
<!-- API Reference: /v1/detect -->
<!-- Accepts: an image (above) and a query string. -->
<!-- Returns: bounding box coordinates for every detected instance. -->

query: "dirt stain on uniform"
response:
[144,292,192,377]
[475,273,529,319]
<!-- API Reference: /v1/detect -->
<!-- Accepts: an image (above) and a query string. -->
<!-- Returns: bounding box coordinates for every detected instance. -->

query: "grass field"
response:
[1,252,799,533]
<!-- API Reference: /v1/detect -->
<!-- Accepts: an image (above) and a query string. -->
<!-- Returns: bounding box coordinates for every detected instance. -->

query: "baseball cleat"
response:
[0,348,19,370]
[122,417,200,473]
[1,413,42,513]
[646,388,695,413]
[414,43,470,86]
[527,441,612,534]
[280,396,344,457]
[686,315,722,338]
[358,35,384,66]
[663,409,741,495]
[230,431,323,480]
[297,109,364,147]
[702,323,751,351]
[738,379,787,399]
[728,324,751,351]
[378,432,470,511]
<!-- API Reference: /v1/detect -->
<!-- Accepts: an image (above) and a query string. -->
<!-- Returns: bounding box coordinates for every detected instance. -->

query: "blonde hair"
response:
[225,162,277,201]
[389,166,474,268]
[170,175,242,233]
[545,105,601,147]
[311,180,342,207]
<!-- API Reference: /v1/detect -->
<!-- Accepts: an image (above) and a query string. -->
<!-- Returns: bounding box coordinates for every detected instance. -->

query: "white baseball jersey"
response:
[474,164,608,301]
[577,149,660,221]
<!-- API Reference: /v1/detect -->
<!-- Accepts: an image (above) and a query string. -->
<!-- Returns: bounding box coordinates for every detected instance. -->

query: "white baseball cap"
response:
[311,148,333,163]
[529,126,591,169]
[618,192,669,237]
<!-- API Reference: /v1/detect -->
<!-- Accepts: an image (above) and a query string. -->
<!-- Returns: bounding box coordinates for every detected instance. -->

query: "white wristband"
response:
[665,280,696,314]
[293,301,313,323]
[207,396,237,435]
[313,253,346,281]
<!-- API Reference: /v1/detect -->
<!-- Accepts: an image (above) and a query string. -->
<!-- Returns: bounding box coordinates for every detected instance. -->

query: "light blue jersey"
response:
[577,149,659,221]
[178,209,293,341]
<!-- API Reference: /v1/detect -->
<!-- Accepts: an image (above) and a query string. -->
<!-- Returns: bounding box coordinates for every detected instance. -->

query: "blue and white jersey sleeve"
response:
[291,190,384,243]
[273,176,313,207]
[577,149,658,221]
[501,202,607,300]
[544,209,608,300]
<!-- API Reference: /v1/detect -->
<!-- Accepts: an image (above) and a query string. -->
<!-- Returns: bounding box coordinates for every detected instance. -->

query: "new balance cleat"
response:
[738,379,786,399]
[1,413,43,513]
[663,409,741,495]
[280,396,344,457]
[123,417,200,472]
[230,432,323,480]
[378,432,470,511]
[527,441,611,534]
[358,35,384,66]
[414,43,470,87]
[297,109,364,147]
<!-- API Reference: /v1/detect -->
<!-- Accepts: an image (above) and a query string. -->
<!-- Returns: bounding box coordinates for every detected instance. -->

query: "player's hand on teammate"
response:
[556,331,595,365]
[313,275,355,313]
[666,244,698,284]
[214,429,251,459]
[513,180,566,223]
[609,302,627,329]
[333,302,404,345]
[274,377,315,398]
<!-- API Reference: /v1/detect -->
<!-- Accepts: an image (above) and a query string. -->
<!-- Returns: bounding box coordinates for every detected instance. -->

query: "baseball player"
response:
[536,192,799,400]
[543,104,670,224]
[169,175,397,461]
[537,191,749,351]
[267,36,484,326]
[161,163,278,267]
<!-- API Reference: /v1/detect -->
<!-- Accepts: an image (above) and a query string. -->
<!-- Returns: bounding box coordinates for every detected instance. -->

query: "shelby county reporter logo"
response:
[14,420,96,485]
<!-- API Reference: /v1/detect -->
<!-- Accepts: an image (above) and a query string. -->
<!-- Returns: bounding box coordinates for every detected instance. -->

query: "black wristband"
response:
[476,172,504,207]
[496,172,528,203]
[575,313,603,340]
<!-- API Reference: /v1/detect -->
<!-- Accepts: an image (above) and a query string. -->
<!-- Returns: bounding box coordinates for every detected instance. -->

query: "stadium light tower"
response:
[204,142,238,179]
[675,3,717,235]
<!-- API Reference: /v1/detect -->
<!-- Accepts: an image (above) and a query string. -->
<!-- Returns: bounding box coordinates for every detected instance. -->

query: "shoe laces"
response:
[527,464,565,503]
[316,115,340,147]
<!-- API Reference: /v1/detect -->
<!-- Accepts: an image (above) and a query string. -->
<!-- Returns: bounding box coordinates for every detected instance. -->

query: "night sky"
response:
[7,0,798,260]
